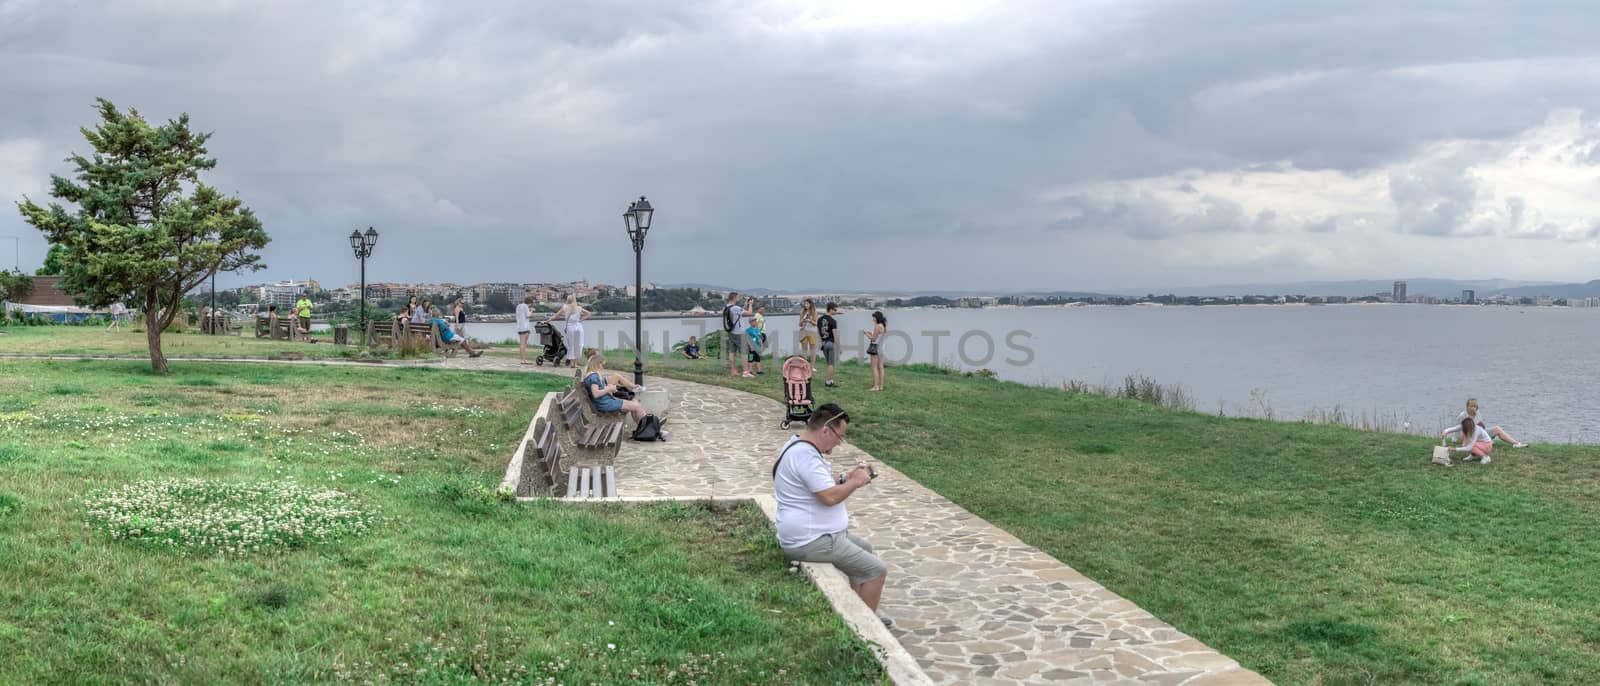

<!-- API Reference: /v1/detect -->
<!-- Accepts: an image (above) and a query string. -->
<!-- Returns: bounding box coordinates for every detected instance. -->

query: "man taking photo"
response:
[772,403,890,626]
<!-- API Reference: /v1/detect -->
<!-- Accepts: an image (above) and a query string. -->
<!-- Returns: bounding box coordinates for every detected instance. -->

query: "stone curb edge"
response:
[496,396,933,686]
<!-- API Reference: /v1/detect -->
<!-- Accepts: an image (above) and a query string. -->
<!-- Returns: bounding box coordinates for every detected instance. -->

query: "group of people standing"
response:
[516,294,590,366]
[721,293,888,391]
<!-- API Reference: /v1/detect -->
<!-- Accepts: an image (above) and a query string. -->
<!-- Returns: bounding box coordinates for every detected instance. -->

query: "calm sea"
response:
[455,305,1599,444]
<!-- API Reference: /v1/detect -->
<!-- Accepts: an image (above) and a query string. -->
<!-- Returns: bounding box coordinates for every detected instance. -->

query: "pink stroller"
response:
[781,356,814,430]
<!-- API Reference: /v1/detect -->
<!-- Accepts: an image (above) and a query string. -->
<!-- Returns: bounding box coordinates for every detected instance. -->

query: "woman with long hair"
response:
[863,311,887,391]
[400,295,419,325]
[797,299,819,363]
[581,353,647,422]
[544,294,590,368]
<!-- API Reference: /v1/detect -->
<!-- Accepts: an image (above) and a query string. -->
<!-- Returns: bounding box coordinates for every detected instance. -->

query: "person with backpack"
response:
[772,403,890,626]
[723,291,750,378]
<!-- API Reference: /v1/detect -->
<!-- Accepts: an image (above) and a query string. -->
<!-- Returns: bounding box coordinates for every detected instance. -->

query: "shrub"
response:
[396,335,432,358]
[84,478,375,555]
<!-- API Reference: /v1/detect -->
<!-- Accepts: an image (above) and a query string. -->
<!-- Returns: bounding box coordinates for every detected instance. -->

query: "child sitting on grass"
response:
[1451,417,1494,465]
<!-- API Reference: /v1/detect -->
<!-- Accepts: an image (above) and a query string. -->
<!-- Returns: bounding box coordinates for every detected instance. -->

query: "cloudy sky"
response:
[3,0,1599,292]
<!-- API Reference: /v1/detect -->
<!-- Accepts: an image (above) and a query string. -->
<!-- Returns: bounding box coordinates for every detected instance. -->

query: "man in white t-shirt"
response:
[106,302,126,331]
[772,403,890,625]
[515,296,533,364]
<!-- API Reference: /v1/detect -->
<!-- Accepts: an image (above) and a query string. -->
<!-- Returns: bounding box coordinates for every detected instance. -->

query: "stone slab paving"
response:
[453,357,1274,684]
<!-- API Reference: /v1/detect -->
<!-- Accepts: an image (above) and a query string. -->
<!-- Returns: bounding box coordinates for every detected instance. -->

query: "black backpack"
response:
[632,414,664,441]
[722,304,736,333]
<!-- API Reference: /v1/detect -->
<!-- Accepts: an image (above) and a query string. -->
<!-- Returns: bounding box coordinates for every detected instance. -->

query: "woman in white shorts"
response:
[515,296,533,364]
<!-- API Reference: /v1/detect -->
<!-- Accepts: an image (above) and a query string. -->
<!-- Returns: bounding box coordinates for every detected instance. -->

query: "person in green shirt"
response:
[294,293,313,341]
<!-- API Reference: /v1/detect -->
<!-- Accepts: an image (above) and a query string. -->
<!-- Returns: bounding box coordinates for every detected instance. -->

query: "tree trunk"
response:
[144,299,169,373]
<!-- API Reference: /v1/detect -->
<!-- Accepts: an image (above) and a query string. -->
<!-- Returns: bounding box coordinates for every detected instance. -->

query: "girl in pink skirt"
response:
[1452,417,1495,464]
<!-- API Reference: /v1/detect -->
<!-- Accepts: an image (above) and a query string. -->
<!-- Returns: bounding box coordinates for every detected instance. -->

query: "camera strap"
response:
[772,439,821,478]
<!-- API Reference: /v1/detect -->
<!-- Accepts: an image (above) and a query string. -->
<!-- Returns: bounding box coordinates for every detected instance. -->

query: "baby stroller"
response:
[781,356,814,430]
[534,321,567,366]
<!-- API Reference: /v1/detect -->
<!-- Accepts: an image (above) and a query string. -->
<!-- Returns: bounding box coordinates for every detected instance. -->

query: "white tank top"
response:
[565,306,583,326]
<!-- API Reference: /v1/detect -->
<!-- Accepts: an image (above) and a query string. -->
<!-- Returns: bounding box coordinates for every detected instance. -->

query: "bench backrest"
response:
[364,319,402,348]
[572,370,620,416]
[558,389,589,431]
[532,416,563,484]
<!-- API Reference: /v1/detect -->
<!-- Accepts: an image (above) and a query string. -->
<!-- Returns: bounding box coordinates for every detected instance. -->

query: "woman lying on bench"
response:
[428,309,483,357]
[582,354,647,422]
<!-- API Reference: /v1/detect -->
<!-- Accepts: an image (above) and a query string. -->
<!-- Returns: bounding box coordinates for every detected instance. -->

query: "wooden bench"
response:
[401,320,439,348]
[557,387,625,454]
[523,412,618,498]
[201,314,237,335]
[566,463,618,500]
[254,316,297,340]
[365,319,399,347]
[518,416,564,494]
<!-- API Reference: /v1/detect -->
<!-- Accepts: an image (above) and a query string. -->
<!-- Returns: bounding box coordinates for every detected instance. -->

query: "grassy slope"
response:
[612,351,1600,686]
[0,359,881,685]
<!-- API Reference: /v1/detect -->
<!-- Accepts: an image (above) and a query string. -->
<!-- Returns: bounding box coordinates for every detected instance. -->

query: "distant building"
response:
[1461,289,1475,304]
[1393,280,1407,303]
[1535,296,1554,307]
[11,275,75,307]
[758,296,796,313]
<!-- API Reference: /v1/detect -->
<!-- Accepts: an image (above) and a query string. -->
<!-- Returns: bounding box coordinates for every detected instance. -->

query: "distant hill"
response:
[654,283,786,296]
[1099,279,1564,298]
[1493,280,1600,298]
[659,278,1599,300]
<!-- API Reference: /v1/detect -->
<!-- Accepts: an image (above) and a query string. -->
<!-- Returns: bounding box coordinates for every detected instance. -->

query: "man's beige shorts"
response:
[782,531,886,585]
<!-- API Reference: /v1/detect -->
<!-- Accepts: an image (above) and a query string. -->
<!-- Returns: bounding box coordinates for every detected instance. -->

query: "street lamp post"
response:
[209,271,216,335]
[349,227,379,345]
[623,196,654,387]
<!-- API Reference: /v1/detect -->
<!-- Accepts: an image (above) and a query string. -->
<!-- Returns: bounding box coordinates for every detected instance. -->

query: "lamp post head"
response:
[632,196,653,232]
[362,227,379,253]
[624,196,653,250]
[349,230,362,256]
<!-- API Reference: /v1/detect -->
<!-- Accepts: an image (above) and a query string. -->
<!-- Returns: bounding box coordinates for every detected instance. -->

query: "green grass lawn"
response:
[0,359,882,684]
[0,324,415,360]
[612,350,1600,686]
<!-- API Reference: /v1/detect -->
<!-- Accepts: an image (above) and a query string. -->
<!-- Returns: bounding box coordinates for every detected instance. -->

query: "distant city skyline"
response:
[4,2,1600,291]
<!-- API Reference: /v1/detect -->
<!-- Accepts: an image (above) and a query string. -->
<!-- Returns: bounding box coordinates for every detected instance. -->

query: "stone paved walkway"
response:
[450,356,1271,685]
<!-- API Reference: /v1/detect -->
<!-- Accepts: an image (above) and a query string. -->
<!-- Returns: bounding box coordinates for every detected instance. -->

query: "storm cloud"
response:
[2,0,1599,292]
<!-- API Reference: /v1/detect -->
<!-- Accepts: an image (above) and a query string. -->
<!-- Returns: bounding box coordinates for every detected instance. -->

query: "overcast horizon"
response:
[4,1,1600,293]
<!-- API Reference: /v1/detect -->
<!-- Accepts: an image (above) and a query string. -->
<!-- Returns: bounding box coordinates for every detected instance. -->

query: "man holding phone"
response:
[771,403,891,626]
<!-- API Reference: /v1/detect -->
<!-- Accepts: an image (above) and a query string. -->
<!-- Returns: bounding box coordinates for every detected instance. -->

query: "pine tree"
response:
[17,98,269,372]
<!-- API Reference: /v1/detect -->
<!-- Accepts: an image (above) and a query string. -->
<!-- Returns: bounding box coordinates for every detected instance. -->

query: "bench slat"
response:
[567,467,578,496]
[547,442,564,483]
[604,466,617,498]
[579,467,592,498]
